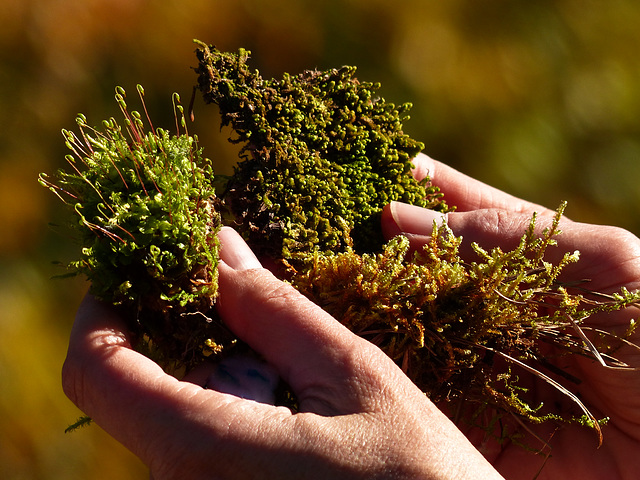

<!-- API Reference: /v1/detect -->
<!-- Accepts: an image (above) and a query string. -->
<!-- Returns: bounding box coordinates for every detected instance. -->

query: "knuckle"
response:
[249,272,309,315]
[264,281,305,307]
[468,209,525,241]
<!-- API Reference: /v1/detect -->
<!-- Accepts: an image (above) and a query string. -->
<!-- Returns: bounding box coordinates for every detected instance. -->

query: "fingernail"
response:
[388,201,447,235]
[218,227,263,271]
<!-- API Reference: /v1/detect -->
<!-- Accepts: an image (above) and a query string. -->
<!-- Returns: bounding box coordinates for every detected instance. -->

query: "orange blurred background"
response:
[2,1,640,478]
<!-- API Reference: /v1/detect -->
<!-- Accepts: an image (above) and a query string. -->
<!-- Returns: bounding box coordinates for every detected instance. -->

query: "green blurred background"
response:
[2,0,640,478]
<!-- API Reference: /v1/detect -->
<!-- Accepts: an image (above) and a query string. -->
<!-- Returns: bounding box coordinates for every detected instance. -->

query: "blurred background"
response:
[2,0,640,478]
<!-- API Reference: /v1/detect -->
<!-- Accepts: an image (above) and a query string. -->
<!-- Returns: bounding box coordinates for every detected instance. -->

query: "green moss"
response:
[292,205,639,442]
[194,41,447,260]
[39,86,232,367]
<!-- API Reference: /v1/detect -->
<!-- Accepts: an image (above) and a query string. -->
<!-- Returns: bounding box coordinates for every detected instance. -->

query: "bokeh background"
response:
[2,1,640,478]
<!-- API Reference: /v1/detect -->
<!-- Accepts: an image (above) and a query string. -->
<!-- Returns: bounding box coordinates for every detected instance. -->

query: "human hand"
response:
[62,226,504,480]
[381,153,640,480]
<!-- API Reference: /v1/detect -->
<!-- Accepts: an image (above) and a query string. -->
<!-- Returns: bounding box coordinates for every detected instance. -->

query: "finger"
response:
[382,201,640,293]
[61,294,279,469]
[382,201,553,259]
[216,227,398,414]
[413,152,554,216]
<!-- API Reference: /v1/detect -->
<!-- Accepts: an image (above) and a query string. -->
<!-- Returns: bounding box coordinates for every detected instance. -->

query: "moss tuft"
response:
[194,41,447,260]
[39,86,233,368]
[292,206,640,442]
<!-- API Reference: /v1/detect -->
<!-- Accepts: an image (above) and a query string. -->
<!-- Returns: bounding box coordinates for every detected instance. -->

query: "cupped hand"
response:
[381,153,640,480]
[62,227,503,480]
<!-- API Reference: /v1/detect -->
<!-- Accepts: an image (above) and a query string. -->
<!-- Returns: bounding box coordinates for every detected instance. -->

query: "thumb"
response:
[216,227,390,414]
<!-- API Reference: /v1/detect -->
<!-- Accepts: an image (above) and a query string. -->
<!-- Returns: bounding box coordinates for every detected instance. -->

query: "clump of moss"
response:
[39,86,233,368]
[292,204,640,444]
[42,46,640,448]
[194,41,447,260]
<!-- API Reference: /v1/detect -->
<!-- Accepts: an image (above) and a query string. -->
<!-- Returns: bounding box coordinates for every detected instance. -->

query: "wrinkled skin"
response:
[62,228,503,480]
[61,153,640,479]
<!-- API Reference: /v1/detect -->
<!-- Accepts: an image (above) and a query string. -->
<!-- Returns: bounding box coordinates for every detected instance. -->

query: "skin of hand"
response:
[61,226,505,480]
[381,153,640,480]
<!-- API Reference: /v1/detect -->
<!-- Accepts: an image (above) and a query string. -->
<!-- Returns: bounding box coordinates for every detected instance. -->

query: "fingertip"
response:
[382,201,447,238]
[218,226,263,271]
